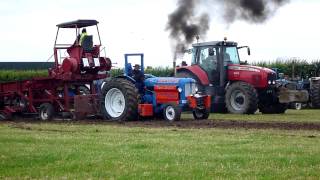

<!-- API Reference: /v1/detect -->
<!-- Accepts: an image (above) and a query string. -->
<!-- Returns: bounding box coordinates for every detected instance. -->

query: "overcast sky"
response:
[0,0,319,67]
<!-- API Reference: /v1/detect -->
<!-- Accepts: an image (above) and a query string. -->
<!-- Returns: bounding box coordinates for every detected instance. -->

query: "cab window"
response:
[199,46,218,72]
[225,47,240,65]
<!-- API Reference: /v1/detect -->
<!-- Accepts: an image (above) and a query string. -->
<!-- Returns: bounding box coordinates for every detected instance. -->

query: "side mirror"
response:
[247,47,251,56]
[186,49,193,54]
[240,60,248,65]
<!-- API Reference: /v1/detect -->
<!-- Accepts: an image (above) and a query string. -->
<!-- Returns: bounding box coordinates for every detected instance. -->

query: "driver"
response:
[132,64,145,94]
[203,48,217,71]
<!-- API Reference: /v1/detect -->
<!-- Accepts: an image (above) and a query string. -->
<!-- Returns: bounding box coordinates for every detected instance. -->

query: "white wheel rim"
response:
[295,103,302,110]
[105,88,126,118]
[230,90,246,111]
[165,106,175,121]
[41,109,48,120]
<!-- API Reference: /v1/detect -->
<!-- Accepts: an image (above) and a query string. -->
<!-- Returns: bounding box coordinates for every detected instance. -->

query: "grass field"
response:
[201,109,320,123]
[0,110,320,179]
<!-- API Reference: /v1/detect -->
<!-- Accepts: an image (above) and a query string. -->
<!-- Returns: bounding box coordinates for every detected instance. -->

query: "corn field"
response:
[252,59,320,78]
[0,60,320,82]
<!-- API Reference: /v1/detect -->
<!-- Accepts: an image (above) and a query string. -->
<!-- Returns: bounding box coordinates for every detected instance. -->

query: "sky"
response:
[0,0,319,68]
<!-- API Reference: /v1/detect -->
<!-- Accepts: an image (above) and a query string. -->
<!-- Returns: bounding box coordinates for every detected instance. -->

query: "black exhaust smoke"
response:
[224,0,290,23]
[167,0,290,54]
[166,0,210,54]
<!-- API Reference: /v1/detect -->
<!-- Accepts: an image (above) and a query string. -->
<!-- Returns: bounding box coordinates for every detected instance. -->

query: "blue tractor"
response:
[99,53,211,122]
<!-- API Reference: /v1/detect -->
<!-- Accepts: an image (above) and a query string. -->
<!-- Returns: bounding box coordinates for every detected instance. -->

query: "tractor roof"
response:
[56,19,99,28]
[193,41,238,47]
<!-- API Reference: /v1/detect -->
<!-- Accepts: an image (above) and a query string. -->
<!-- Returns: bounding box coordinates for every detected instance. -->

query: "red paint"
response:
[205,95,211,109]
[187,96,197,109]
[154,86,179,104]
[138,104,154,117]
[177,65,210,85]
[228,65,270,88]
[187,95,211,109]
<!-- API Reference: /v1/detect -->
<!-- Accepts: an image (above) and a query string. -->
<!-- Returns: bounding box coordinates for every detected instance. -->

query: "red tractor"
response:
[176,39,309,114]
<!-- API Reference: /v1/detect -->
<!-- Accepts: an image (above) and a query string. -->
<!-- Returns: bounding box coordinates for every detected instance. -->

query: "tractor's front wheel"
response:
[192,109,210,120]
[39,103,55,121]
[290,102,302,110]
[225,82,258,114]
[101,78,139,121]
[163,103,181,122]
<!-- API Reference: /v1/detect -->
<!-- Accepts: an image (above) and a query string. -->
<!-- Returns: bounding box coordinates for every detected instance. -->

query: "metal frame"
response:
[124,53,145,75]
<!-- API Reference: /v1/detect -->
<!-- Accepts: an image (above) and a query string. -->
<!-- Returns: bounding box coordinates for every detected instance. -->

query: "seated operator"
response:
[132,64,145,93]
[79,28,88,46]
[74,28,88,46]
[203,48,217,71]
[132,64,144,83]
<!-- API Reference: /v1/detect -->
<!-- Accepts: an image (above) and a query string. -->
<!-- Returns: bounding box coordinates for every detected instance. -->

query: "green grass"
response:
[0,122,320,179]
[183,109,320,123]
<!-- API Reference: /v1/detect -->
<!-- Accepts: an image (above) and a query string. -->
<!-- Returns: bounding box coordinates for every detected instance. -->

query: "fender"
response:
[114,75,136,84]
[101,76,136,91]
[176,65,210,85]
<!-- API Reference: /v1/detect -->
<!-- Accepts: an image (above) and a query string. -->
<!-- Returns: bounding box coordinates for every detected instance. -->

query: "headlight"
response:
[195,86,199,92]
[268,80,272,85]
[177,87,183,93]
[272,80,276,85]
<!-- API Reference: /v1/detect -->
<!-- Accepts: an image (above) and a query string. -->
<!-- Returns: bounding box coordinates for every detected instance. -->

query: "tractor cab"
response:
[50,19,111,79]
[189,41,251,86]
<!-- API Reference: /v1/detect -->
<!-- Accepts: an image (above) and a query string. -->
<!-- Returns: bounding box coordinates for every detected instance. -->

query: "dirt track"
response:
[111,119,320,131]
[2,118,320,131]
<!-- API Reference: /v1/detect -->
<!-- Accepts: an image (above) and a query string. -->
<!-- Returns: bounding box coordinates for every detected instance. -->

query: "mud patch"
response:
[2,118,320,131]
[117,119,320,131]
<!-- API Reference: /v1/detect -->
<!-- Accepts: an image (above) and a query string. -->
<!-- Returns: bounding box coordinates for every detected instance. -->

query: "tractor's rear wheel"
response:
[39,103,55,121]
[192,109,210,120]
[310,81,320,108]
[225,82,258,114]
[101,78,139,121]
[259,103,288,114]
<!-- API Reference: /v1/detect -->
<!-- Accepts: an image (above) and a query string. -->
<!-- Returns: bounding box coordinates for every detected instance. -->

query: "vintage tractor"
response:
[99,54,211,122]
[176,39,309,114]
[0,19,111,120]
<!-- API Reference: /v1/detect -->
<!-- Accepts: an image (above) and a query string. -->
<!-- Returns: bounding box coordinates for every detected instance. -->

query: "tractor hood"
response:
[144,77,196,87]
[228,64,275,74]
[228,64,277,88]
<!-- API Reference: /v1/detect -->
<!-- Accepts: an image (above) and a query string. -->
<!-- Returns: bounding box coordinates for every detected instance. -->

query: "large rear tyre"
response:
[101,78,139,121]
[39,103,55,121]
[310,81,320,108]
[192,109,210,120]
[259,103,288,114]
[225,82,258,114]
[163,103,181,122]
